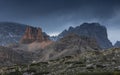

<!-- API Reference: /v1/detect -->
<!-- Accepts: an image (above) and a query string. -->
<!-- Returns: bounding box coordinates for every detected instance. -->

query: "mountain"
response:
[36,33,100,61]
[0,22,112,49]
[0,22,120,75]
[16,26,53,51]
[57,23,112,49]
[114,41,120,48]
[0,22,50,46]
[0,22,27,46]
[20,26,49,44]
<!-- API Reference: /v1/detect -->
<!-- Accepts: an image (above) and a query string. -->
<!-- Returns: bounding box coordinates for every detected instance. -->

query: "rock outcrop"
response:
[37,28,44,42]
[20,26,49,44]
[18,26,53,51]
[0,22,51,46]
[57,23,112,49]
[114,41,120,48]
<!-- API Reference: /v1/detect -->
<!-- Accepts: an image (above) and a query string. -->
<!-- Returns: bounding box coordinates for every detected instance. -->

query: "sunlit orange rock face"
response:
[20,26,49,44]
[20,26,53,50]
[36,28,44,42]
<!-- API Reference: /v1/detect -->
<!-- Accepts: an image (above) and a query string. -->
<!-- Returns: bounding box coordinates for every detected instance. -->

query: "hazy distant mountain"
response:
[114,41,120,48]
[0,22,27,46]
[0,22,49,46]
[56,23,112,49]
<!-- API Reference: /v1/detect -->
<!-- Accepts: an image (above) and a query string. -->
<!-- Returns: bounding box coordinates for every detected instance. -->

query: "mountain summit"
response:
[20,26,49,44]
[114,41,120,48]
[19,26,53,51]
[57,23,112,49]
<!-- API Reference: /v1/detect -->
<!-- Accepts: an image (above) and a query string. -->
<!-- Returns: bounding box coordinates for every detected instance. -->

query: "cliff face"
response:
[36,28,44,42]
[57,23,112,49]
[19,26,52,51]
[21,26,36,43]
[20,26,48,44]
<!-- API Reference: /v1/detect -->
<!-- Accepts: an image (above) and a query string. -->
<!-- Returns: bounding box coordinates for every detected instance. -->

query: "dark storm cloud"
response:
[0,0,119,18]
[0,0,120,43]
[0,0,119,21]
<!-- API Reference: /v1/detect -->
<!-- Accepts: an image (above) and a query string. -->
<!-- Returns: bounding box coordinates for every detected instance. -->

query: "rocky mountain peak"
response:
[20,26,48,44]
[59,33,100,50]
[114,41,120,48]
[68,26,74,31]
[80,23,104,28]
[57,23,112,49]
[36,27,44,42]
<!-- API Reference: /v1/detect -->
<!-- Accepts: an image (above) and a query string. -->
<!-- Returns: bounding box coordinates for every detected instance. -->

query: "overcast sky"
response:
[0,0,120,44]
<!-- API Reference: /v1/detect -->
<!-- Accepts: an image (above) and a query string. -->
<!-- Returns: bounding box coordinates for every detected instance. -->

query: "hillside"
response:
[0,46,32,67]
[1,48,120,75]
[35,33,100,61]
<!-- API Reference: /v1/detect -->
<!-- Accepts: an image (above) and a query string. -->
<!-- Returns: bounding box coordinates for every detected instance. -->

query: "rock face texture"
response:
[20,26,37,43]
[20,26,49,44]
[37,33,100,61]
[19,26,53,51]
[114,41,120,48]
[37,28,44,42]
[57,23,112,49]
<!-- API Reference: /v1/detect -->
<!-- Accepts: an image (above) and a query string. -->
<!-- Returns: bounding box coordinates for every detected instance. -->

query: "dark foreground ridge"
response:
[0,48,120,75]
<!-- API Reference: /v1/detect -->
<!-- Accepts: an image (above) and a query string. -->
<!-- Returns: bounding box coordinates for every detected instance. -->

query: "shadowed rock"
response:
[57,23,112,49]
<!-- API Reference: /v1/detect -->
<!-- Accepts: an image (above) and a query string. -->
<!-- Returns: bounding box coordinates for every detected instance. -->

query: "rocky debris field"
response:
[0,48,120,75]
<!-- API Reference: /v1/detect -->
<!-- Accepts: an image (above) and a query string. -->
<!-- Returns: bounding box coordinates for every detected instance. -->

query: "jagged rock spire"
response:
[20,26,47,44]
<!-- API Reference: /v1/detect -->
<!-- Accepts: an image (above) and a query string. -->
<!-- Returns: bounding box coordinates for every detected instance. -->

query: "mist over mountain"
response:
[0,22,120,75]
